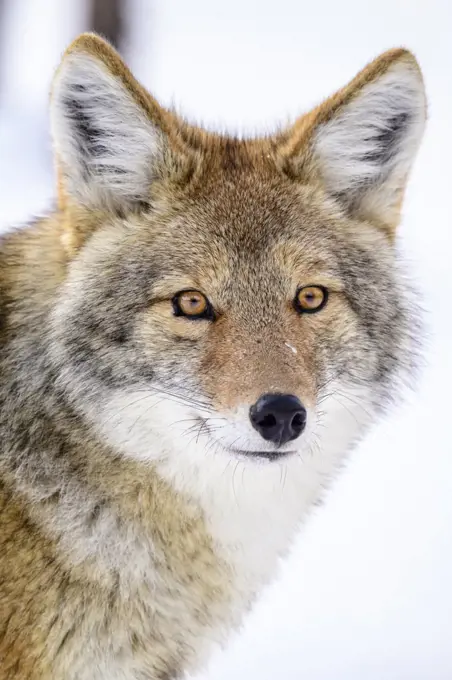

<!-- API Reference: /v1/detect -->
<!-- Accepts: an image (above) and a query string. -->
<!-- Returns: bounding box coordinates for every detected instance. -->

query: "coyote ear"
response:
[51,33,171,211]
[285,49,426,232]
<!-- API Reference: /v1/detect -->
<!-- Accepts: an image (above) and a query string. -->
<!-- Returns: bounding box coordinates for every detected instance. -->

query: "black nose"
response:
[249,393,307,445]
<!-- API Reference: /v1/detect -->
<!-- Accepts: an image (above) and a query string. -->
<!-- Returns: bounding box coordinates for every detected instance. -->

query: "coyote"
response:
[0,34,426,679]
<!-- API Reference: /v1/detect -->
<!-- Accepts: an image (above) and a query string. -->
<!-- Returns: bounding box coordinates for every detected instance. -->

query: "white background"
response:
[0,1,451,678]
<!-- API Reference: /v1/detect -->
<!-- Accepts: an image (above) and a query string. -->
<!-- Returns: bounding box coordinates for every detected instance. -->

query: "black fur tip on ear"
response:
[51,50,163,209]
[311,56,426,225]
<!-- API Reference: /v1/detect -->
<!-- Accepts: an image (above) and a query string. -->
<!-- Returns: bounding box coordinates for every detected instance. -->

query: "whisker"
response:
[127,395,167,436]
[102,393,158,426]
[333,389,373,420]
[232,461,241,508]
[131,382,211,411]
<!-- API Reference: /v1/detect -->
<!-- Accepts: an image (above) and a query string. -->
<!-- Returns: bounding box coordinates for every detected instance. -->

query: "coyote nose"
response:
[249,393,307,445]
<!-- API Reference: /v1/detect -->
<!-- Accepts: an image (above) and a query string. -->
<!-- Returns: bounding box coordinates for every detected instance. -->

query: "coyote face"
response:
[48,38,424,476]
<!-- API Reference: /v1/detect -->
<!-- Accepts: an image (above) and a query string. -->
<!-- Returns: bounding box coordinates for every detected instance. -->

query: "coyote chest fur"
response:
[0,33,425,680]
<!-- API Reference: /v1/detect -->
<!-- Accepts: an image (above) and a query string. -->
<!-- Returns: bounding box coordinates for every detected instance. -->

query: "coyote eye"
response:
[172,290,214,320]
[294,285,328,314]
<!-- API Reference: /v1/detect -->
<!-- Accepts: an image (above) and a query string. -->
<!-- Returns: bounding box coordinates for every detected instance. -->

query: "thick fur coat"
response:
[0,34,426,679]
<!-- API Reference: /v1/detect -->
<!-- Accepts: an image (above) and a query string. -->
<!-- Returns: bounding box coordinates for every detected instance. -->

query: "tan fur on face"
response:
[202,315,317,411]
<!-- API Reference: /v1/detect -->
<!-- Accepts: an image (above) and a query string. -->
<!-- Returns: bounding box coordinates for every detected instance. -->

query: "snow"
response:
[1,1,451,678]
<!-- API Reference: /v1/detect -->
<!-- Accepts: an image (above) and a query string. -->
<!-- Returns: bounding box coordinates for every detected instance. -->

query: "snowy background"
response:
[1,1,451,678]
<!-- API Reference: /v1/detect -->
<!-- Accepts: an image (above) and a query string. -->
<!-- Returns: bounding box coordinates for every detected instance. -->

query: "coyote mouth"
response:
[218,440,296,461]
[193,417,297,461]
[231,448,296,461]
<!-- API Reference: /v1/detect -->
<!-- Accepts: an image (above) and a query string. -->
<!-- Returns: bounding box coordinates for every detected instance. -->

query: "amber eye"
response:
[172,290,214,320]
[294,285,328,314]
